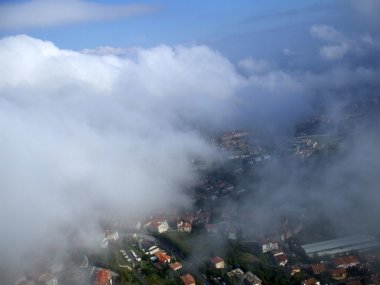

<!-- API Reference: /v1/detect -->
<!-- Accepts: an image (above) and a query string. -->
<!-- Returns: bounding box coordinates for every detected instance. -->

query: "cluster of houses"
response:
[260,239,289,267]
[144,210,212,234]
[218,130,250,152]
[301,255,362,285]
[146,245,198,285]
[209,256,262,285]
[293,135,321,159]
[101,230,119,248]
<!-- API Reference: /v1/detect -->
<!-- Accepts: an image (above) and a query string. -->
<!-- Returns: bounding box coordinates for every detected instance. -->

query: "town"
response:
[17,125,380,285]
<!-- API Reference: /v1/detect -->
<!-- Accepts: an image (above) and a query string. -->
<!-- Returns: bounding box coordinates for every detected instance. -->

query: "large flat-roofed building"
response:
[302,234,379,258]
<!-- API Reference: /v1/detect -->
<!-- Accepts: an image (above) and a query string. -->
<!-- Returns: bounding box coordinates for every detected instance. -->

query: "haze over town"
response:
[1,1,380,285]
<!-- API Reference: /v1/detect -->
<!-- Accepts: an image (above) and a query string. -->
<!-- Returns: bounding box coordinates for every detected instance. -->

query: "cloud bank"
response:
[0,34,248,281]
[0,0,155,29]
[1,14,380,281]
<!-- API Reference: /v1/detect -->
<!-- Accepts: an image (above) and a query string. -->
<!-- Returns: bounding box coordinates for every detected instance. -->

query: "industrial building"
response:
[302,234,379,258]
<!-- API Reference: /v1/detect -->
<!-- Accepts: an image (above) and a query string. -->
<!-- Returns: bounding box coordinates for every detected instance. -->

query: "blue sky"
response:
[0,0,340,59]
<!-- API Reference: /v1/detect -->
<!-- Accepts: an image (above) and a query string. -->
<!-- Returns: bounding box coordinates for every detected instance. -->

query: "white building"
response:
[260,240,279,253]
[177,221,192,232]
[146,220,169,234]
[105,230,119,241]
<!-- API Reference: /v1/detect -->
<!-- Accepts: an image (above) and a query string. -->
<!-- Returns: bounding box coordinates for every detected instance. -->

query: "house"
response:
[260,239,279,253]
[330,268,347,280]
[227,269,262,285]
[94,269,112,285]
[244,272,263,285]
[274,253,288,266]
[334,255,360,269]
[148,245,160,255]
[180,273,196,285]
[290,266,301,276]
[311,263,326,275]
[177,221,192,233]
[169,262,182,271]
[154,251,171,263]
[226,226,237,240]
[227,268,245,278]
[302,277,320,285]
[211,256,225,269]
[145,220,169,234]
[272,249,284,256]
[181,214,195,224]
[104,230,118,241]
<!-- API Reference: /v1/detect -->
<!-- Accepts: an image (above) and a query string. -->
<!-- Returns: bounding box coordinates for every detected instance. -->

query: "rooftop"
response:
[302,235,379,256]
[211,256,224,264]
[180,273,195,285]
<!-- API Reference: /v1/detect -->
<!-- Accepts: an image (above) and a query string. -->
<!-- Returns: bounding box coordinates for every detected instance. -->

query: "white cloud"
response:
[2,33,380,280]
[310,24,367,60]
[0,35,248,274]
[238,57,273,75]
[0,0,155,29]
[319,43,349,60]
[310,24,345,43]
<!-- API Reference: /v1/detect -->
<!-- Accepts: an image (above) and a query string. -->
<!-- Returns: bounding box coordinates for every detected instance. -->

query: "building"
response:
[302,277,320,285]
[226,226,237,240]
[334,255,360,268]
[169,262,182,271]
[311,263,326,275]
[180,274,196,285]
[211,256,225,269]
[145,220,169,234]
[330,268,347,280]
[274,254,288,266]
[227,268,245,278]
[290,266,301,276]
[227,269,262,285]
[260,240,279,253]
[154,251,171,263]
[177,221,192,232]
[301,235,379,258]
[104,230,118,241]
[148,245,160,255]
[244,272,263,285]
[94,270,112,285]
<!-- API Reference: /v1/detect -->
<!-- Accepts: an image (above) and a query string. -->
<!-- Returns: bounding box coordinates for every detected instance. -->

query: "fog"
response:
[1,2,380,282]
[0,35,242,280]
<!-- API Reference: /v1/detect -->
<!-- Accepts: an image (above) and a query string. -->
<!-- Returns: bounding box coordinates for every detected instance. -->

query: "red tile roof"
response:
[311,263,326,275]
[211,256,224,264]
[334,255,359,267]
[169,262,182,271]
[154,251,171,263]
[303,277,319,285]
[180,273,196,285]
[94,269,111,285]
[330,268,347,280]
